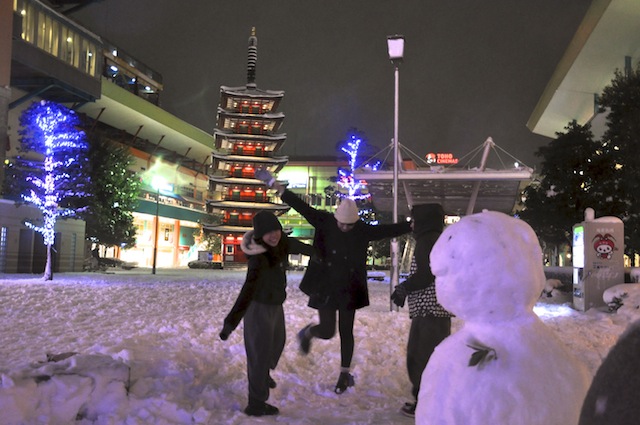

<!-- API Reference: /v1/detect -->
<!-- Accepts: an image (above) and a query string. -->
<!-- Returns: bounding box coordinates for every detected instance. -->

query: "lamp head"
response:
[151,176,167,190]
[387,35,405,64]
[151,176,172,194]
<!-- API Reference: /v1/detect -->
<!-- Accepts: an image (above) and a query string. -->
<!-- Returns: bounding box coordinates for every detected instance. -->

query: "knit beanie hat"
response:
[411,203,444,235]
[334,198,360,224]
[253,211,283,239]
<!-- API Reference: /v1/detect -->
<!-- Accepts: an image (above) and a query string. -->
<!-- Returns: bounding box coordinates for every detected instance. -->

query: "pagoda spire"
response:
[247,27,258,87]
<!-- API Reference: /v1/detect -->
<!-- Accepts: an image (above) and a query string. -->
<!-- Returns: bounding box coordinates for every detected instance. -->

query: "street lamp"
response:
[387,34,404,310]
[151,175,168,274]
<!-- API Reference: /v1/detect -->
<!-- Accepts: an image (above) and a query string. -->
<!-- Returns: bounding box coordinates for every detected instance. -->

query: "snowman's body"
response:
[416,211,590,425]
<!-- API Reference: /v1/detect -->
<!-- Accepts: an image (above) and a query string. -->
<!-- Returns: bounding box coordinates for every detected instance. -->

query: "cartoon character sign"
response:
[593,233,616,260]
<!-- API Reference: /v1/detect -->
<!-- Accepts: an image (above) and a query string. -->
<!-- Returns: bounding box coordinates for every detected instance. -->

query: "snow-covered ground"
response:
[0,268,638,424]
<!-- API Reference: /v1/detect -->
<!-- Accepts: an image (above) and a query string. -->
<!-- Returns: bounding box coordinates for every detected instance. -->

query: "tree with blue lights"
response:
[334,129,380,201]
[334,129,387,264]
[18,100,90,280]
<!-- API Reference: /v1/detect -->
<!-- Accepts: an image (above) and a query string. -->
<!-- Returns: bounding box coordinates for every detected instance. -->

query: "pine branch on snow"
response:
[467,339,498,369]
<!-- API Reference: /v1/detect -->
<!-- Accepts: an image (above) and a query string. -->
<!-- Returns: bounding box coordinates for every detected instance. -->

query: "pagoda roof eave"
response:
[211,152,288,164]
[220,85,284,98]
[206,200,291,211]
[217,107,285,120]
[209,176,266,186]
[213,130,287,142]
[202,224,253,234]
[203,224,295,235]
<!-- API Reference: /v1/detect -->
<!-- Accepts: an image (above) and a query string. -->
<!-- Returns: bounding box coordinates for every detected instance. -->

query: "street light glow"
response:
[151,175,170,275]
[151,175,170,192]
[387,35,405,63]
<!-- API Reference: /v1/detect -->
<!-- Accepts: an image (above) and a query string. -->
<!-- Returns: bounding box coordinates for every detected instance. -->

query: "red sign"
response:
[426,152,459,165]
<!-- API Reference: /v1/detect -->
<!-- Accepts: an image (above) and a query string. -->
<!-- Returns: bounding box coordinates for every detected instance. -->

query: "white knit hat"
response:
[334,198,360,224]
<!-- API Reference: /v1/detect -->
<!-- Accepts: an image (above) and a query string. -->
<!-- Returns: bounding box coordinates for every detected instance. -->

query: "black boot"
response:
[297,324,313,354]
[244,401,279,416]
[400,401,416,417]
[334,372,355,394]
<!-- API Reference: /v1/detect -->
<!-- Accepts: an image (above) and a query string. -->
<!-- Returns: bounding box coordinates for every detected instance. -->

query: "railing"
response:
[102,46,162,106]
[142,191,207,213]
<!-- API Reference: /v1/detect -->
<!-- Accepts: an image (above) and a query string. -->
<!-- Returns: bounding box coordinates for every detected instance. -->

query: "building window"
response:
[14,0,101,78]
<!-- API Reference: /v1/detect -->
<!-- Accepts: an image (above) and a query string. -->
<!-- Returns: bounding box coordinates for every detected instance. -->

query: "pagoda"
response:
[206,28,290,265]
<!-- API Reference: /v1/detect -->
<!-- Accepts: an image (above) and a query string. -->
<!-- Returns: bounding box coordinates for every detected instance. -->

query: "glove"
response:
[219,323,234,341]
[255,169,276,187]
[391,284,408,308]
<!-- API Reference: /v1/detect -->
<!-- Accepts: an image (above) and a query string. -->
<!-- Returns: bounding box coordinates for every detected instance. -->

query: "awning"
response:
[357,169,532,217]
[355,138,533,217]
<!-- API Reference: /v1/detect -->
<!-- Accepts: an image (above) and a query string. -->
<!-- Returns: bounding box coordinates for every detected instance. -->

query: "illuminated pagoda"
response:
[206,28,289,264]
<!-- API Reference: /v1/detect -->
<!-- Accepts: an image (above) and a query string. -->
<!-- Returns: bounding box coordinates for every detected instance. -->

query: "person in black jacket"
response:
[219,211,313,417]
[390,203,452,417]
[579,319,640,425]
[257,170,412,394]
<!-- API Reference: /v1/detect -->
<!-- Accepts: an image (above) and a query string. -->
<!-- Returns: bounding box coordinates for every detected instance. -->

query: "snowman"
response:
[416,210,590,425]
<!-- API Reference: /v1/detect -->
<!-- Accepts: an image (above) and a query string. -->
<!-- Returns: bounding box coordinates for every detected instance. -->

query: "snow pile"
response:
[0,353,130,423]
[0,265,639,424]
[543,278,564,297]
[603,283,640,316]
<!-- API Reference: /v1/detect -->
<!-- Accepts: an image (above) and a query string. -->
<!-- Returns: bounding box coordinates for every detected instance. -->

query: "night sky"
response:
[70,1,591,170]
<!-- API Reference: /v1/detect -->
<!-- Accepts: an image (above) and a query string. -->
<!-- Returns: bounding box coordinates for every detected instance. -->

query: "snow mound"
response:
[603,283,640,316]
[0,352,130,424]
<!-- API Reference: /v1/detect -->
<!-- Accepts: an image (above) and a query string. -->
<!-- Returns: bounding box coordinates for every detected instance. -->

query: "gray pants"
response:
[407,315,451,399]
[243,301,285,405]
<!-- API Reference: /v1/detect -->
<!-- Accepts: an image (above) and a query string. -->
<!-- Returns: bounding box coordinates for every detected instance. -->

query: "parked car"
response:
[99,258,138,270]
[188,260,223,269]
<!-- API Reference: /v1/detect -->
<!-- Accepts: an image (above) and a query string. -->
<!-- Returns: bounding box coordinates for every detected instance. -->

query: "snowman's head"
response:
[430,210,545,322]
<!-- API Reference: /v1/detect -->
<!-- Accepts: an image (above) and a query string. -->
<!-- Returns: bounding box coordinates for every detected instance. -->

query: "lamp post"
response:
[151,176,168,275]
[387,34,404,311]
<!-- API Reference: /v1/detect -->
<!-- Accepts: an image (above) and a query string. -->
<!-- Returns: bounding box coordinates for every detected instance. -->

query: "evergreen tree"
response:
[598,65,640,257]
[82,136,140,250]
[519,121,600,256]
[521,66,640,261]
[18,100,90,280]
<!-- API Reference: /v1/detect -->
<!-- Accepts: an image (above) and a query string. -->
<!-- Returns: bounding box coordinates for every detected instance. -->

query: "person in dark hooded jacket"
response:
[391,203,452,417]
[579,318,640,425]
[256,169,412,394]
[219,211,313,417]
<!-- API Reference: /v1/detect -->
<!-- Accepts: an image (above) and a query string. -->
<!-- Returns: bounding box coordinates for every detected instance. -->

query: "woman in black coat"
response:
[271,180,411,393]
[219,211,313,417]
[390,203,452,417]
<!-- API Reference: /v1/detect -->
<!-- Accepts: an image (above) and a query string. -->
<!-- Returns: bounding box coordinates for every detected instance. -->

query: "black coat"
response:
[402,203,444,292]
[222,231,314,332]
[282,190,411,310]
